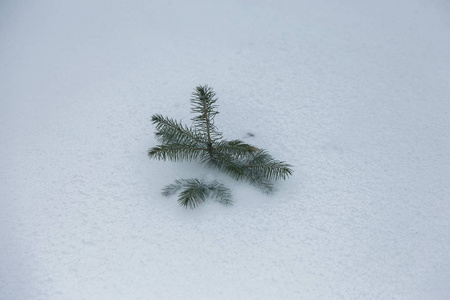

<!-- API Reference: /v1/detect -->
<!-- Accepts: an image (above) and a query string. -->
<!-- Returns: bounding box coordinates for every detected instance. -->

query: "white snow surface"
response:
[1,0,450,299]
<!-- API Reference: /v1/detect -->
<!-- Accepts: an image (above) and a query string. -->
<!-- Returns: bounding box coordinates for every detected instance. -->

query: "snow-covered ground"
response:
[1,0,449,299]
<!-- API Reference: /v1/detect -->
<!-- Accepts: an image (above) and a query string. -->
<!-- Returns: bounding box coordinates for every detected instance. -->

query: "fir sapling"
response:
[148,85,293,208]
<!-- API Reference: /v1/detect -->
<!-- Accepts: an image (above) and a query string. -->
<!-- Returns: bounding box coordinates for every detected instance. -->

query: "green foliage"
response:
[162,178,232,209]
[148,85,293,208]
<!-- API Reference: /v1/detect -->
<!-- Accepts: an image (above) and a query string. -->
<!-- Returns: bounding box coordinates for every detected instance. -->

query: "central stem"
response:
[205,110,214,158]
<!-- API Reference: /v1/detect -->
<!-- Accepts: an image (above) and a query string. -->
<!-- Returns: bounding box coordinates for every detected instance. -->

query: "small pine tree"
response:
[148,85,293,208]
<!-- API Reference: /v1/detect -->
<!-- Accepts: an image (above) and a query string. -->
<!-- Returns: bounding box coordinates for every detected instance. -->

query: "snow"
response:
[1,0,449,299]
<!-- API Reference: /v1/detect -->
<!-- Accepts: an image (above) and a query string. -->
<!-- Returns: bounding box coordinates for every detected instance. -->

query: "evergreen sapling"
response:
[148,85,293,208]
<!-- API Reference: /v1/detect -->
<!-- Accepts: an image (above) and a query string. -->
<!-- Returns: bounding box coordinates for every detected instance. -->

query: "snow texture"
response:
[1,0,449,299]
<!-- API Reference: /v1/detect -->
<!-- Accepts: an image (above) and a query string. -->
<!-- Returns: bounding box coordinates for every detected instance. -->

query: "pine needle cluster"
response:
[162,178,232,209]
[148,85,293,208]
